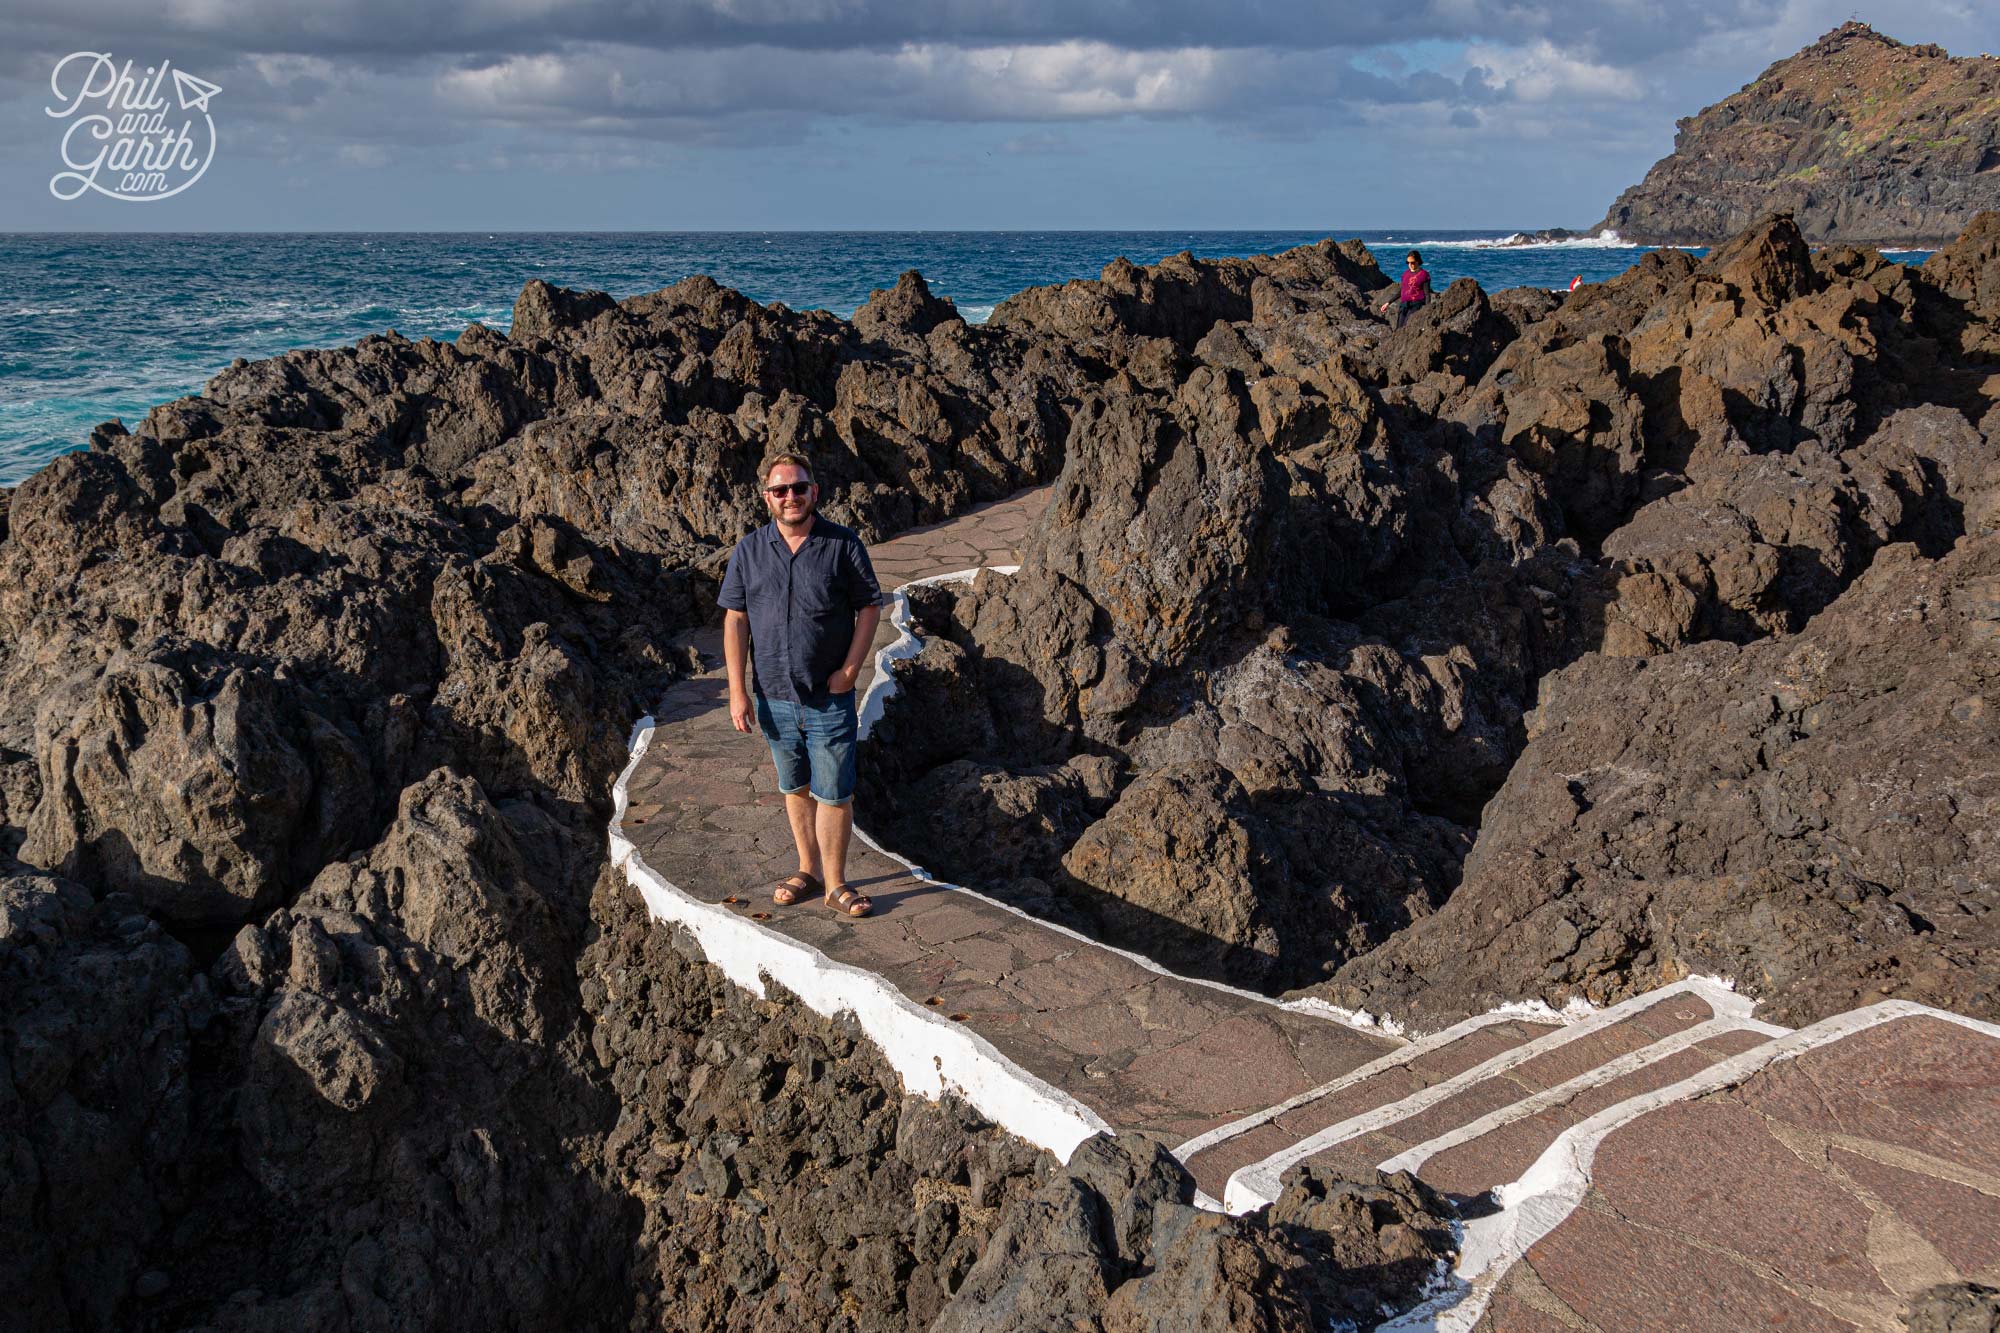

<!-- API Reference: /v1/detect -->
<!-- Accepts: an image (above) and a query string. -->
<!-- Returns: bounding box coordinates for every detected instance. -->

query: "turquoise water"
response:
[0,231,1930,486]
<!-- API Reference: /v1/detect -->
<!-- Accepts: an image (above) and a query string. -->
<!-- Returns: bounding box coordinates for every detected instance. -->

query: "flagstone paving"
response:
[614,483,2000,1331]
[1485,1014,2000,1332]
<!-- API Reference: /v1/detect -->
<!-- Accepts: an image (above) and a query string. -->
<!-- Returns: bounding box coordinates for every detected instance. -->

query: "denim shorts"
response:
[755,692,858,805]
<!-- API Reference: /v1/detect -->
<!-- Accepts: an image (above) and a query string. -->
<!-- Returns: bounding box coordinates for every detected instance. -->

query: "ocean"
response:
[0,230,1931,487]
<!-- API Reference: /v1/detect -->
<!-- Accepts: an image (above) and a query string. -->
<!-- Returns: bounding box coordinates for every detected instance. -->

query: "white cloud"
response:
[1466,39,1644,102]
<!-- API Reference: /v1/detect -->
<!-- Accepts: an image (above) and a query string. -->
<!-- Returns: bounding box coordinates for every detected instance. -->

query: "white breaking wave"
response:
[1406,230,1641,251]
[960,303,996,324]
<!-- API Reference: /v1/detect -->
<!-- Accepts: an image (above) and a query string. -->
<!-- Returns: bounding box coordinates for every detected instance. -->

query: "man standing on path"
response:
[719,454,884,917]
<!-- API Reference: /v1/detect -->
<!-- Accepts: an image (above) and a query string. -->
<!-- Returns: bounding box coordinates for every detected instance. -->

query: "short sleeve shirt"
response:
[716,517,883,705]
[1399,268,1433,303]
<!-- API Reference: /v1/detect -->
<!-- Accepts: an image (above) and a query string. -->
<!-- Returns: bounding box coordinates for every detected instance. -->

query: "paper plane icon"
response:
[172,69,221,113]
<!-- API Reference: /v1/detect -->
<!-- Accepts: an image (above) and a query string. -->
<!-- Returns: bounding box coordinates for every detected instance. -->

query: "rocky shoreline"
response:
[2,211,1996,1327]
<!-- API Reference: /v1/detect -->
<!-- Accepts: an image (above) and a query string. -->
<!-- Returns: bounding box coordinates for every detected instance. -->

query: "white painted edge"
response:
[1389,1000,2000,1333]
[846,564,1405,1043]
[609,708,1114,1166]
[854,564,1013,739]
[1222,977,1757,1214]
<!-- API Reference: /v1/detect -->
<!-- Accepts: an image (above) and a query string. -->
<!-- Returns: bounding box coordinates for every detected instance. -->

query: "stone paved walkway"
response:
[619,487,1401,1153]
[1476,1010,2000,1333]
[612,484,2000,1330]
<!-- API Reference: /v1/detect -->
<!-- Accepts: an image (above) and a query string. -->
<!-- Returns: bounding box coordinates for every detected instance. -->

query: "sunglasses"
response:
[764,482,813,497]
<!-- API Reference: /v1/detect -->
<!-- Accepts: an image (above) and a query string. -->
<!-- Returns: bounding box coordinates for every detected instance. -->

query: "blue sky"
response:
[2,1,1996,231]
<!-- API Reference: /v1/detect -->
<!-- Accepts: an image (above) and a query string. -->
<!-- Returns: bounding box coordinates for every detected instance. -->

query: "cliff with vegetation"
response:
[1599,22,2000,246]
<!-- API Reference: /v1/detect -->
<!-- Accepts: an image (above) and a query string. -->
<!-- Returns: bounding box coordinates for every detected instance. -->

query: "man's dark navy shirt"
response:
[717,516,883,705]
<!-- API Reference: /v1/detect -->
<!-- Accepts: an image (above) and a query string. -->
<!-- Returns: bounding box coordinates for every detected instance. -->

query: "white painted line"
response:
[1170,1010,1551,1165]
[855,566,1011,740]
[1222,978,1755,1214]
[1389,1001,2000,1333]
[610,709,1114,1166]
[1375,1014,1787,1177]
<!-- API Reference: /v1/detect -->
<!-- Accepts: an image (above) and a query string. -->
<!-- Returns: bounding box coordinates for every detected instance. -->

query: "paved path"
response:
[612,484,2000,1330]
[619,488,1399,1155]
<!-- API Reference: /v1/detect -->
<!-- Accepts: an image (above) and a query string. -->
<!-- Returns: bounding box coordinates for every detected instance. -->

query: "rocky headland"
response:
[2,211,1997,1328]
[1598,23,2000,247]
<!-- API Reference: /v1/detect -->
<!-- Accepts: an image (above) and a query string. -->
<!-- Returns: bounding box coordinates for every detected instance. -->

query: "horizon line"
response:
[0,225,1558,238]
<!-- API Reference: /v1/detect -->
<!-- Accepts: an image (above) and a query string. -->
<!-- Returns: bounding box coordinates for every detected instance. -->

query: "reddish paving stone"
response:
[1829,1148,2000,1277]
[1521,1201,1865,1333]
[1698,1027,1777,1058]
[1024,991,1164,1062]
[1585,1099,1890,1299]
[900,900,1006,947]
[1507,1001,1712,1090]
[1372,1077,1537,1149]
[1118,976,1239,1033]
[1476,1288,1584,1333]
[1121,1014,1327,1114]
[1277,1006,1726,1191]
[1403,1021,1560,1080]
[1625,991,1719,1038]
[833,921,938,971]
[1185,1121,1312,1201]
[1179,1021,1558,1201]
[941,931,1065,983]
[1418,1045,1741,1200]
[999,955,1127,1011]
[1180,1062,1433,1196]
[1726,1016,2000,1177]
[1303,1129,1409,1179]
[1268,1067,1429,1140]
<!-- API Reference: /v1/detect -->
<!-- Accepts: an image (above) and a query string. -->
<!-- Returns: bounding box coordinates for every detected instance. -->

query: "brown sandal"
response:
[773,871,821,906]
[825,884,873,917]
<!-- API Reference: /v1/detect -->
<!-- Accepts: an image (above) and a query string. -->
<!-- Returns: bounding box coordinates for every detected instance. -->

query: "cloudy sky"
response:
[2,0,1996,231]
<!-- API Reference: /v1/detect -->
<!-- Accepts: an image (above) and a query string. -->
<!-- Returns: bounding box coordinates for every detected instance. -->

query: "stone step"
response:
[1466,1006,2000,1333]
[1175,1012,1561,1202]
[1391,1024,1780,1202]
[1222,981,1759,1213]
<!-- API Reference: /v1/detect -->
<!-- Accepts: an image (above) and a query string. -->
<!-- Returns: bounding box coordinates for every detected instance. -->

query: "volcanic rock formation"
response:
[3,212,1998,1330]
[0,268,1088,1327]
[864,212,1999,1027]
[1598,23,2000,246]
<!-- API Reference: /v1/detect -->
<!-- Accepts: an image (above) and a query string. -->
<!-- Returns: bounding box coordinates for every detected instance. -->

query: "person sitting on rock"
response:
[719,453,884,918]
[1378,250,1433,328]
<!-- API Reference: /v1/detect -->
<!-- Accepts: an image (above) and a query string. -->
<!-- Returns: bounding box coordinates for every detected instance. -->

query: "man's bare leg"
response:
[785,791,822,881]
[815,798,859,908]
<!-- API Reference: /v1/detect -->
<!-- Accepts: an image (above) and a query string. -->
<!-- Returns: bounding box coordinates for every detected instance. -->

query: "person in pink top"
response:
[1377,249,1434,328]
